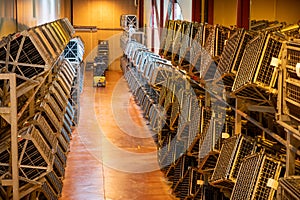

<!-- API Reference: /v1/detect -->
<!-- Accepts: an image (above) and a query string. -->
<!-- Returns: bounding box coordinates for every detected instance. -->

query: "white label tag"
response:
[270,57,279,67]
[296,63,300,77]
[267,178,279,190]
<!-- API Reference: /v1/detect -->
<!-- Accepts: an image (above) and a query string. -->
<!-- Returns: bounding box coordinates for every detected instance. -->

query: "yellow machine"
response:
[93,76,106,87]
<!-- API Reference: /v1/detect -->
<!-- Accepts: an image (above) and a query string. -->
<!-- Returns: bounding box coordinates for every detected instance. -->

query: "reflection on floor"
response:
[59,62,173,200]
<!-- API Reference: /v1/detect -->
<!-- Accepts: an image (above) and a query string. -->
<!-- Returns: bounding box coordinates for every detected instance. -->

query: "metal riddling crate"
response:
[57,133,69,153]
[177,122,190,148]
[141,94,154,119]
[56,73,72,96]
[159,20,171,54]
[62,59,76,81]
[277,176,300,200]
[178,22,201,68]
[53,154,65,178]
[278,41,300,127]
[158,134,176,169]
[210,134,256,189]
[61,126,71,143]
[203,24,231,58]
[173,166,198,200]
[158,85,167,107]
[16,129,50,181]
[149,104,165,133]
[138,55,153,78]
[199,56,217,81]
[232,33,284,102]
[46,171,63,195]
[40,180,58,200]
[44,93,64,122]
[214,29,257,87]
[50,83,68,109]
[64,113,73,133]
[56,144,67,166]
[120,15,138,31]
[187,97,201,148]
[40,101,62,132]
[135,86,147,105]
[21,125,54,165]
[0,36,46,86]
[148,62,172,89]
[231,153,282,200]
[163,84,175,112]
[170,96,180,130]
[172,155,197,188]
[172,21,191,65]
[33,112,58,150]
[199,116,224,160]
[132,47,148,67]
[66,101,75,120]
[64,37,84,63]
[163,20,182,59]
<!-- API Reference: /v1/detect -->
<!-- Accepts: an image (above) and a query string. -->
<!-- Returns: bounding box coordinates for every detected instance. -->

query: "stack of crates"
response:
[93,40,109,87]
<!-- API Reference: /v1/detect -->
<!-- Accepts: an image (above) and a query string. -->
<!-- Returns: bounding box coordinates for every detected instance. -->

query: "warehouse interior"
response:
[0,0,300,199]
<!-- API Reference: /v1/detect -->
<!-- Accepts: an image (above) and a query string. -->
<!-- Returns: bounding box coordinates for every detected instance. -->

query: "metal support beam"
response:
[0,73,19,200]
[10,73,18,200]
[235,98,242,135]
[286,130,296,177]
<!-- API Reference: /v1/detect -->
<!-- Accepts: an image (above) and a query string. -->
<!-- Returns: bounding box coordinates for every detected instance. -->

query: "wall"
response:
[72,0,137,63]
[0,0,70,38]
[143,0,192,53]
[251,0,300,24]
[0,0,17,37]
[214,0,237,26]
[177,0,192,21]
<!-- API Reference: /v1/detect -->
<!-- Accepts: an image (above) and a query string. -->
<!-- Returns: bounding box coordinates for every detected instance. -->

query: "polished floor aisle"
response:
[60,60,174,200]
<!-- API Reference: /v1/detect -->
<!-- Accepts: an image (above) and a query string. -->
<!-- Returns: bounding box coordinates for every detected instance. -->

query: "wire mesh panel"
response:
[40,180,57,200]
[40,101,62,132]
[170,93,180,130]
[120,15,138,31]
[186,26,206,78]
[12,128,50,182]
[231,153,282,200]
[57,133,69,153]
[158,134,176,170]
[210,134,256,188]
[278,41,300,129]
[187,96,201,149]
[50,83,68,109]
[33,112,58,150]
[46,171,63,195]
[171,21,184,65]
[22,125,54,166]
[148,62,173,89]
[56,144,67,166]
[203,24,231,58]
[64,37,84,63]
[173,166,198,200]
[163,20,182,59]
[277,176,300,200]
[178,22,200,69]
[232,33,284,102]
[215,29,257,87]
[53,154,65,178]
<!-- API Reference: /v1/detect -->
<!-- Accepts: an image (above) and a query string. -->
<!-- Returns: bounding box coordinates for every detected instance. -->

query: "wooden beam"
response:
[138,0,144,28]
[237,0,250,29]
[192,0,201,22]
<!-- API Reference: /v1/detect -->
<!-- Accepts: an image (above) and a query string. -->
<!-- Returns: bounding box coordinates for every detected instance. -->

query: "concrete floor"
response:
[60,61,174,200]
